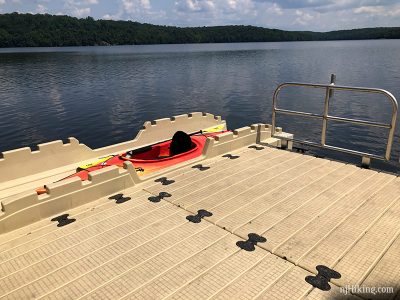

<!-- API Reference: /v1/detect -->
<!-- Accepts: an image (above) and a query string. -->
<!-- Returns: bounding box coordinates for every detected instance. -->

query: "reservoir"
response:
[0,39,399,167]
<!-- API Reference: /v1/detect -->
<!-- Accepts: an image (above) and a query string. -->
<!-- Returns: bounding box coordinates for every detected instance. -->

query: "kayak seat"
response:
[170,131,192,156]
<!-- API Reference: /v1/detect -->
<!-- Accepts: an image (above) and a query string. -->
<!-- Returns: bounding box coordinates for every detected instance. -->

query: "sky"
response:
[0,0,399,31]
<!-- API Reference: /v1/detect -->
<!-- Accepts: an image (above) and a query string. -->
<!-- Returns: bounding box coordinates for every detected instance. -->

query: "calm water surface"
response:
[1,40,400,169]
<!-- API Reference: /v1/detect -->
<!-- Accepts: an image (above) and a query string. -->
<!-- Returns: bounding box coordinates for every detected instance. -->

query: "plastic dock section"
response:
[0,113,399,300]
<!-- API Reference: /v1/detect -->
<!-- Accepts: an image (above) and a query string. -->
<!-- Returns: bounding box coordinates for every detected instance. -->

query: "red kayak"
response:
[36,130,226,194]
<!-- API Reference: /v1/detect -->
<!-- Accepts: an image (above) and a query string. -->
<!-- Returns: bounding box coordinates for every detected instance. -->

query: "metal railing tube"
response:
[271,79,398,161]
[275,109,323,119]
[327,116,391,129]
[321,86,331,146]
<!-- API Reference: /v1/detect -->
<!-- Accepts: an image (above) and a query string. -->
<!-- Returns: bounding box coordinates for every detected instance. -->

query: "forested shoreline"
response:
[0,12,399,47]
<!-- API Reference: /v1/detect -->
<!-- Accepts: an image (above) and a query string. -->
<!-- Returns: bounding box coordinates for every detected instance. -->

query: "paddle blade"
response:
[77,155,114,171]
[201,124,226,133]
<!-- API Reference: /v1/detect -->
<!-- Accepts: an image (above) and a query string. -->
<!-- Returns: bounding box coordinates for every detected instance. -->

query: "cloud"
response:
[122,0,151,13]
[102,13,113,19]
[64,0,98,17]
[0,0,5,5]
[354,5,386,14]
[101,0,400,30]
[251,0,400,15]
[354,4,400,16]
[266,2,283,15]
[102,0,167,23]
[74,7,91,17]
[224,0,254,14]
[68,6,91,17]
[175,0,257,14]
[36,4,47,13]
[174,0,259,25]
[294,9,316,25]
[254,0,334,9]
[175,0,215,13]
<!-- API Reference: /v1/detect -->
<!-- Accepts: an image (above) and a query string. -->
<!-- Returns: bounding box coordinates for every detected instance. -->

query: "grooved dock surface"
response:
[1,146,399,299]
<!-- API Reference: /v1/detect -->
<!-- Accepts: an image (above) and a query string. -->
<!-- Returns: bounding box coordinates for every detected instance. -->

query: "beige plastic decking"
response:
[0,117,399,299]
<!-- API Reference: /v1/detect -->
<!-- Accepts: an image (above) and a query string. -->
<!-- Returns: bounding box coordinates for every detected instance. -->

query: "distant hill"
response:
[0,12,399,47]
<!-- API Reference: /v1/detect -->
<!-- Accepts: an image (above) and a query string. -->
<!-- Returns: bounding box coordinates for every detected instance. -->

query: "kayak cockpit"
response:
[121,140,199,162]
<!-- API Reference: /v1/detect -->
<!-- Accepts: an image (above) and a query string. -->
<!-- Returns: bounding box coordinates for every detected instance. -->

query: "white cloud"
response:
[224,0,254,14]
[175,0,257,14]
[294,9,315,25]
[122,0,151,13]
[139,0,151,9]
[175,0,215,13]
[354,4,400,16]
[354,5,386,14]
[36,4,47,13]
[102,13,113,19]
[122,0,134,11]
[102,0,169,22]
[267,3,283,15]
[174,0,258,24]
[0,0,5,5]
[74,7,91,17]
[387,5,400,16]
[64,0,96,17]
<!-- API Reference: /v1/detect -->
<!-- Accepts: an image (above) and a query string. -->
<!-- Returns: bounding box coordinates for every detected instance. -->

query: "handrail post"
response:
[384,92,398,160]
[271,85,281,135]
[321,74,336,146]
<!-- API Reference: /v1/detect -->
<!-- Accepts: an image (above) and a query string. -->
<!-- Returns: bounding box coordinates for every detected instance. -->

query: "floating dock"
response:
[0,109,399,299]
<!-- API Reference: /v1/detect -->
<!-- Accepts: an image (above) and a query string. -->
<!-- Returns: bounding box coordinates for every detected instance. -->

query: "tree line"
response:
[0,12,399,47]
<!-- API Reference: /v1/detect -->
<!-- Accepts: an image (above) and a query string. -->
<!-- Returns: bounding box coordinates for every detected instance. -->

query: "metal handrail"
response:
[271,81,398,161]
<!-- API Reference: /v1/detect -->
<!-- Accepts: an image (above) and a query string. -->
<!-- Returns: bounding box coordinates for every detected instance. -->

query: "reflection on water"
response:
[0,40,399,169]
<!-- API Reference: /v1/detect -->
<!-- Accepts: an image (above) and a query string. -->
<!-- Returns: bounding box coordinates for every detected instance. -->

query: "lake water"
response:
[1,40,399,170]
